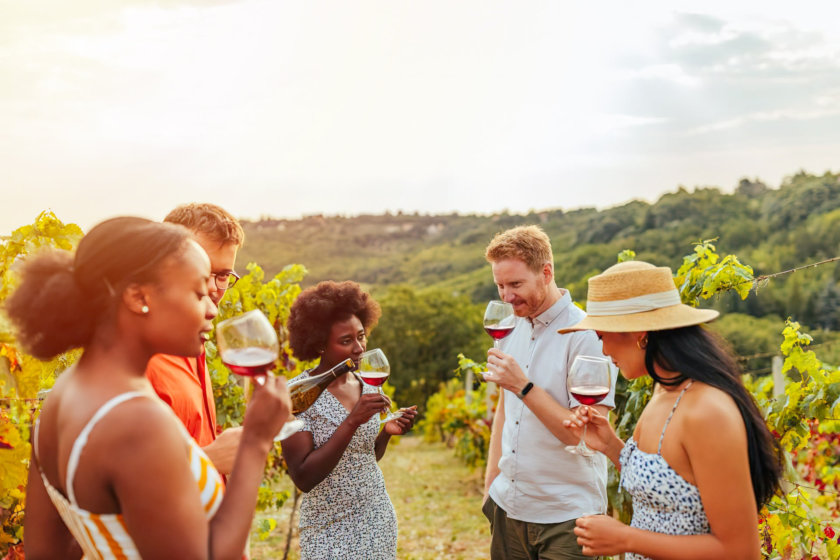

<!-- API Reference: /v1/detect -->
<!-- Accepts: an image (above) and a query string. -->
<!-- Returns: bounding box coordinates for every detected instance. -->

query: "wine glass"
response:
[565,355,612,456]
[216,309,303,440]
[358,348,403,424]
[481,300,515,379]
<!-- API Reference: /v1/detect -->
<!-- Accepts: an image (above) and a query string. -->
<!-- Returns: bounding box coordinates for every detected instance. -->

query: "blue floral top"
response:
[619,382,710,560]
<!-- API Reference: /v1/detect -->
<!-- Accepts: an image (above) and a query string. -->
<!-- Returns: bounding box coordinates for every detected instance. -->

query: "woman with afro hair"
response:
[281,280,418,560]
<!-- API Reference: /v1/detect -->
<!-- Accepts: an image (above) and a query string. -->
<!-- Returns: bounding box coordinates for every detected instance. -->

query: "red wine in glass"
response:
[359,370,389,387]
[569,385,610,406]
[481,300,515,380]
[484,325,515,341]
[483,300,515,346]
[216,309,303,440]
[359,348,403,423]
[565,355,612,456]
[222,347,277,377]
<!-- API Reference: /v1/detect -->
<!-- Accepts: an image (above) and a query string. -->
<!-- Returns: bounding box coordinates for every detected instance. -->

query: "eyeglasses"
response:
[211,270,240,290]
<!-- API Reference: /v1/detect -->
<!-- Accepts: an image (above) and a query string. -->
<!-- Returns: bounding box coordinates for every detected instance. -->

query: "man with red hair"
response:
[146,203,245,474]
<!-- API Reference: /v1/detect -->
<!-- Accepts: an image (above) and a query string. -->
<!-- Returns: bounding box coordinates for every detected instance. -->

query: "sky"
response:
[2,1,839,234]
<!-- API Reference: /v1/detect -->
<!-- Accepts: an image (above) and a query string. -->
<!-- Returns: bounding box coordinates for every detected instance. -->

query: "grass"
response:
[249,436,490,560]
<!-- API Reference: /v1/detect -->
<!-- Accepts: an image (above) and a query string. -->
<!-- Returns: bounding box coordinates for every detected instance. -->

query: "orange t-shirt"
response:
[145,353,218,447]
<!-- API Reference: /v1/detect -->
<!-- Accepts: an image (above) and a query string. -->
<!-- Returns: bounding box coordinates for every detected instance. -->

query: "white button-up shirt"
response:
[488,291,618,523]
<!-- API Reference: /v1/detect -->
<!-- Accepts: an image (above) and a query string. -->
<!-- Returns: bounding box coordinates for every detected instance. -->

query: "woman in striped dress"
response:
[7,217,291,559]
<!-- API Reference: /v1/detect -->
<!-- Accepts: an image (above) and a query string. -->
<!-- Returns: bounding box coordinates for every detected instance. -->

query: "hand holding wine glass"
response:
[382,405,418,435]
[216,309,303,440]
[346,392,393,428]
[565,355,612,456]
[564,405,616,456]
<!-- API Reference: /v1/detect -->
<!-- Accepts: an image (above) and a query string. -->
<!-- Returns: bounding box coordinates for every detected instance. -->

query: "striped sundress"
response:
[34,391,224,559]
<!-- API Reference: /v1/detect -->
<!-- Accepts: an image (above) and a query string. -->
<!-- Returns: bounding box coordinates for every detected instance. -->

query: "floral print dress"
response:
[294,371,398,560]
[619,381,710,560]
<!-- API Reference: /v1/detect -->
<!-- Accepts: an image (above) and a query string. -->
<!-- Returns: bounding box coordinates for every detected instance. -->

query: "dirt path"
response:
[250,436,490,559]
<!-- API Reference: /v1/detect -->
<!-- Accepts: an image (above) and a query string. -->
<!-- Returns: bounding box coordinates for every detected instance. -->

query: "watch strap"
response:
[516,381,534,400]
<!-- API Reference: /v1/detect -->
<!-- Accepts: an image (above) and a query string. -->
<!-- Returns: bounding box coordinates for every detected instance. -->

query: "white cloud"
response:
[617,63,702,87]
[687,105,840,136]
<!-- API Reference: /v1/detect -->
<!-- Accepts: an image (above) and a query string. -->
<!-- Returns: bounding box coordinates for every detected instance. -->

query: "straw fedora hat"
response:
[558,261,719,334]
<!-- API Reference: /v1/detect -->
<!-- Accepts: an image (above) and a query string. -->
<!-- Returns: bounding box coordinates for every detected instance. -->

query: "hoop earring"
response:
[636,334,648,350]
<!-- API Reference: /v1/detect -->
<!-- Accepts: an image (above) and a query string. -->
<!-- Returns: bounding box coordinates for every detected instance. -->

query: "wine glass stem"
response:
[579,423,589,451]
[377,386,387,413]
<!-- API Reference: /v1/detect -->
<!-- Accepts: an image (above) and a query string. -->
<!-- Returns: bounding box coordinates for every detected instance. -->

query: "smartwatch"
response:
[516,381,534,400]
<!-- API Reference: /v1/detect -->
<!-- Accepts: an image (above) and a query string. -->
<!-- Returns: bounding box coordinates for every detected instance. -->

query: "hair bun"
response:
[5,251,93,359]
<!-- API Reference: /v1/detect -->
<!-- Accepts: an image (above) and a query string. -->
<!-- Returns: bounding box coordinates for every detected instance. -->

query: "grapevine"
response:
[0,212,84,557]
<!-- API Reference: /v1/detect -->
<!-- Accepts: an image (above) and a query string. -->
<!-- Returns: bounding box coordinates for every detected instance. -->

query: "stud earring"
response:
[141,305,150,314]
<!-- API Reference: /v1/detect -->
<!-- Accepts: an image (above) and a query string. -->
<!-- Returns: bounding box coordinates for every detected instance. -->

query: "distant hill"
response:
[238,170,840,330]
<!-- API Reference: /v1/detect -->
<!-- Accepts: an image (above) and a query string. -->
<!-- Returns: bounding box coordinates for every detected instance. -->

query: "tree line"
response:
[239,170,840,407]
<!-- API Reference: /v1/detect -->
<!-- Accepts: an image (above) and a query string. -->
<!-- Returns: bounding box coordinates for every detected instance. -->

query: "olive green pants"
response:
[482,496,593,560]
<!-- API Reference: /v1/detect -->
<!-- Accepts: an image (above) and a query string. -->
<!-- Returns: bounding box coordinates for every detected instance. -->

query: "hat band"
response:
[587,290,681,316]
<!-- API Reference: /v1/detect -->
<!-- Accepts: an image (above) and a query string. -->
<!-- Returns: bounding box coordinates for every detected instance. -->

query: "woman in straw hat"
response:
[559,261,782,559]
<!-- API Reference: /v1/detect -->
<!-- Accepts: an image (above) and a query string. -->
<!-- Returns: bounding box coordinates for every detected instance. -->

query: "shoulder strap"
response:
[65,391,147,505]
[657,381,694,455]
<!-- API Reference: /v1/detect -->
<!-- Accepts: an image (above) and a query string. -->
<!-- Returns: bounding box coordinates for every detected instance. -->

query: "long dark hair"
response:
[5,217,190,359]
[646,326,783,507]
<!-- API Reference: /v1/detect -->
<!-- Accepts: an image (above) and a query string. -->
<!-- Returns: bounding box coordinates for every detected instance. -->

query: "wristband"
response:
[516,381,534,400]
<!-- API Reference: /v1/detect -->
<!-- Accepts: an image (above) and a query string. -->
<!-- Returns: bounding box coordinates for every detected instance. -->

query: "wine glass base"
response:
[274,418,305,441]
[380,411,404,424]
[564,443,597,457]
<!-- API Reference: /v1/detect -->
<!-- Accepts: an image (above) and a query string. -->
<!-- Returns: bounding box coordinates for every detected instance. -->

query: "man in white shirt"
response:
[482,225,618,559]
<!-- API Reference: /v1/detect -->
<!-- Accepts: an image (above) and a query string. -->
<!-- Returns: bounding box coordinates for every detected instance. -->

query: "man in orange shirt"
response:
[146,203,244,474]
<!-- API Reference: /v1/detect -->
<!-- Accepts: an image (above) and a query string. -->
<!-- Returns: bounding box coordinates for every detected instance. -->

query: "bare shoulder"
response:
[95,396,186,457]
[679,382,746,442]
